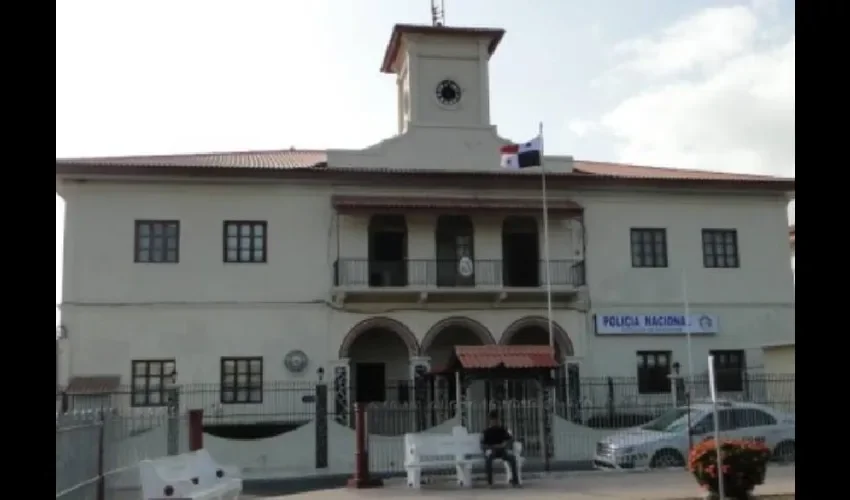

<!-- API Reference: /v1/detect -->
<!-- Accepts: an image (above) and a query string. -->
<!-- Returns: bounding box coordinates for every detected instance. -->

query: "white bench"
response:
[404,432,460,488]
[403,426,524,489]
[139,449,242,500]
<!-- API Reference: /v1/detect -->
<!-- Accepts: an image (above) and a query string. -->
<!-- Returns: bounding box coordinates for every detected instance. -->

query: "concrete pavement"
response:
[261,466,795,499]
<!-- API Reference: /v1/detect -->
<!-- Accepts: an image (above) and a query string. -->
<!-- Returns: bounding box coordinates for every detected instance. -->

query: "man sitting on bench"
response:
[480,409,520,487]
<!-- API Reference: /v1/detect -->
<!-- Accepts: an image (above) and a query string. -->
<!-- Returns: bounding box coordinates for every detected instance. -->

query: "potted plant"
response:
[688,439,771,499]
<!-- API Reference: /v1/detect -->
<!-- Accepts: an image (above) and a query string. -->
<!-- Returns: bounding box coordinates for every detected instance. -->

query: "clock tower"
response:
[381,24,505,134]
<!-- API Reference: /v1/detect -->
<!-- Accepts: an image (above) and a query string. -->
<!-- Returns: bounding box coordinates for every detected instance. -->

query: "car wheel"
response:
[649,449,685,469]
[773,440,795,463]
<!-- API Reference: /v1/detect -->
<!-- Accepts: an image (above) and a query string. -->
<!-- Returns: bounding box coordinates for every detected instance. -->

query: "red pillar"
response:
[188,409,204,451]
[347,403,383,489]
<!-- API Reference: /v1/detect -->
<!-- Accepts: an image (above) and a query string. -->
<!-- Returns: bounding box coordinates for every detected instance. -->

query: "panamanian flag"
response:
[500,135,543,169]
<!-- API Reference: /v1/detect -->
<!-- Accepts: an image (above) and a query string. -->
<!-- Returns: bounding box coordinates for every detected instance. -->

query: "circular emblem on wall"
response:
[457,256,474,277]
[284,350,309,373]
[435,79,462,106]
[699,315,713,330]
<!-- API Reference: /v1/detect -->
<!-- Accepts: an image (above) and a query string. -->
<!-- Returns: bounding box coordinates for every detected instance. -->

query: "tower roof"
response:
[380,24,505,73]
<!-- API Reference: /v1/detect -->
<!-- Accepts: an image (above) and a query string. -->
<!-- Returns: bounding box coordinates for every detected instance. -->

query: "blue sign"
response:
[595,313,719,335]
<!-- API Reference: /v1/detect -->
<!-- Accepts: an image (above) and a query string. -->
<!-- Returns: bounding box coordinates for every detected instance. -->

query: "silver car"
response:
[593,401,795,470]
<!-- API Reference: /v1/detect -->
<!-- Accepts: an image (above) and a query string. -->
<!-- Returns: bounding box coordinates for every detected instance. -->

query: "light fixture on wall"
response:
[316,367,325,382]
[165,368,179,391]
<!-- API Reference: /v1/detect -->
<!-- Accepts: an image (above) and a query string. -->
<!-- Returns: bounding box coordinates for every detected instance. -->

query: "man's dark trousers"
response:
[485,449,519,485]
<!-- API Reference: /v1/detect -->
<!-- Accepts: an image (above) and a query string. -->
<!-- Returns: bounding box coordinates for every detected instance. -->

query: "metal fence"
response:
[55,372,795,479]
[56,409,190,500]
[552,372,796,427]
[333,258,586,287]
[56,372,795,425]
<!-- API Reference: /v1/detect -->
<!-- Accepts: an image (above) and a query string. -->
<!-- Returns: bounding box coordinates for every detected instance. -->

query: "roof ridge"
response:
[574,160,793,181]
[57,148,327,163]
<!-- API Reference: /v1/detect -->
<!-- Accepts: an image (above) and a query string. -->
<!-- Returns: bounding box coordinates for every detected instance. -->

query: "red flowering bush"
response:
[688,439,770,499]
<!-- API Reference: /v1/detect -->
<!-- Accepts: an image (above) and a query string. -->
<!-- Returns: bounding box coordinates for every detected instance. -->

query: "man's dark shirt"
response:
[481,425,512,447]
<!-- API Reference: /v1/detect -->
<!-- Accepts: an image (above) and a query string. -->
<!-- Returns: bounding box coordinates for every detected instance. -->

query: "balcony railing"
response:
[334,259,585,288]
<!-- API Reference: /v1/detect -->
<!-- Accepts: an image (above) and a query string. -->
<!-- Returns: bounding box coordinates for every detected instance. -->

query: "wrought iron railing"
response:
[333,258,586,288]
[55,373,795,479]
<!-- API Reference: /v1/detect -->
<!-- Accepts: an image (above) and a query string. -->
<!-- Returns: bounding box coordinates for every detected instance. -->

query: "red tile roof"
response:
[55,149,794,185]
[573,160,784,181]
[65,375,121,394]
[55,149,327,170]
[453,345,559,370]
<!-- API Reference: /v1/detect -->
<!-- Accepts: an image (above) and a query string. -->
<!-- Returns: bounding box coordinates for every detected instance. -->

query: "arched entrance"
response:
[500,316,574,360]
[421,316,495,366]
[500,316,579,419]
[421,317,495,424]
[339,317,419,405]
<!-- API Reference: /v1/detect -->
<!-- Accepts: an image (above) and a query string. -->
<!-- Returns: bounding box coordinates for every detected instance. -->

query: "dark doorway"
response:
[502,216,540,287]
[368,215,407,287]
[435,215,475,287]
[354,363,386,403]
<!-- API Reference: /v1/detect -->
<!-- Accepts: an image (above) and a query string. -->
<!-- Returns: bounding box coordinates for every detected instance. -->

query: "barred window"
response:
[220,357,263,404]
[637,351,671,394]
[631,228,668,268]
[711,350,746,392]
[224,221,267,263]
[135,220,180,263]
[702,229,739,268]
[131,359,176,407]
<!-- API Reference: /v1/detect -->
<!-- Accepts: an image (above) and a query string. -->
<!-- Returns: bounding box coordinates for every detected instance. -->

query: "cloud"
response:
[587,3,795,182]
[612,6,760,79]
[568,119,598,138]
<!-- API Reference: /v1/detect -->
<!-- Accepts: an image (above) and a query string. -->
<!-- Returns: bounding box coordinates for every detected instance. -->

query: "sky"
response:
[55,0,796,324]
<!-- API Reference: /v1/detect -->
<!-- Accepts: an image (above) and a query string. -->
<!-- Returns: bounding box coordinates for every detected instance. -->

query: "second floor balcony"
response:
[335,258,584,288]
[333,258,585,303]
[330,194,586,304]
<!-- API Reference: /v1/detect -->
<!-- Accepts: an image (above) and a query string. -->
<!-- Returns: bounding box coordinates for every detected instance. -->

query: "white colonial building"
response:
[56,24,795,417]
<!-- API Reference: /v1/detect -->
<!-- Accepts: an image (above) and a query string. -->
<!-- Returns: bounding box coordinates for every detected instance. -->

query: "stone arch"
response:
[338,316,420,359]
[420,316,496,353]
[500,315,574,357]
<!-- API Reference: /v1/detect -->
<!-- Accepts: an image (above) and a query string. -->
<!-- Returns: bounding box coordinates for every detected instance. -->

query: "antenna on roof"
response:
[431,0,445,26]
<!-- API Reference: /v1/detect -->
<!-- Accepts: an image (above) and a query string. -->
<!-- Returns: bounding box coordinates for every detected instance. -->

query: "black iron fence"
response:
[553,372,795,428]
[57,372,794,426]
[333,258,586,287]
[55,373,795,478]
[56,409,190,500]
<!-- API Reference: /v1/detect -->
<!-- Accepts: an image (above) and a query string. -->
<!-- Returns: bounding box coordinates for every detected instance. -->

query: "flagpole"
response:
[540,121,555,352]
[682,270,695,384]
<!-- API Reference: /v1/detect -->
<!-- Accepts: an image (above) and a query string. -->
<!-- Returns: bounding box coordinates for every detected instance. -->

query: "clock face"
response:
[435,79,462,106]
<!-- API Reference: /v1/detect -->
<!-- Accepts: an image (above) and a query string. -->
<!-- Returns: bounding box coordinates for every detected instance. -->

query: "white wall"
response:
[61,181,335,306]
[59,179,794,389]
[62,303,587,383]
[576,190,795,305]
[573,189,794,378]
[584,305,792,378]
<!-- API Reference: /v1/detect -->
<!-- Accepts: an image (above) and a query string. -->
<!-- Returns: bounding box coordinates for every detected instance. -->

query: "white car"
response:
[593,401,795,470]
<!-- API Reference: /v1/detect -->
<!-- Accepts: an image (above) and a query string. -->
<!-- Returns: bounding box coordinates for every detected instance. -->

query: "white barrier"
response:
[140,449,242,500]
[403,426,523,489]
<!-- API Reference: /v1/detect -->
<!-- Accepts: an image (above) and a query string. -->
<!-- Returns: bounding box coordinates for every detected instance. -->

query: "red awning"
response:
[331,195,582,214]
[65,375,121,394]
[452,345,559,370]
